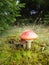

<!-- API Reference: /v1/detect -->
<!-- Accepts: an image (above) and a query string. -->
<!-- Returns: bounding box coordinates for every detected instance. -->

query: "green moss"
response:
[0,24,49,65]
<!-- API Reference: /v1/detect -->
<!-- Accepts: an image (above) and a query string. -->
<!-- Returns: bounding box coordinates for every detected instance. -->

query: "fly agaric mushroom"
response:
[20,30,38,49]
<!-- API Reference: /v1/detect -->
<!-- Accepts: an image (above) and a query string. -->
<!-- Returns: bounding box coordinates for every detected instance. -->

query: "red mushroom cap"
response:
[20,30,38,40]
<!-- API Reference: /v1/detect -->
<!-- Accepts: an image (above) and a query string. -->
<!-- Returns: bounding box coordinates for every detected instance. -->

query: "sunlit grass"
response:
[0,24,49,65]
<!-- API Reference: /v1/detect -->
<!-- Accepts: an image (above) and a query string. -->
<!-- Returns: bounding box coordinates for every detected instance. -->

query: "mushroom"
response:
[40,43,46,51]
[20,30,38,49]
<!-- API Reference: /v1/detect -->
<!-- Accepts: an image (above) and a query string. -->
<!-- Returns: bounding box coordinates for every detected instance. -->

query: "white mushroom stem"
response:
[41,47,45,51]
[27,40,33,49]
[40,43,46,51]
[23,44,26,49]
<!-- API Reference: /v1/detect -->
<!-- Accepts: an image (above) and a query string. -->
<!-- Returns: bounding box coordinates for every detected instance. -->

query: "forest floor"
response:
[0,24,49,65]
